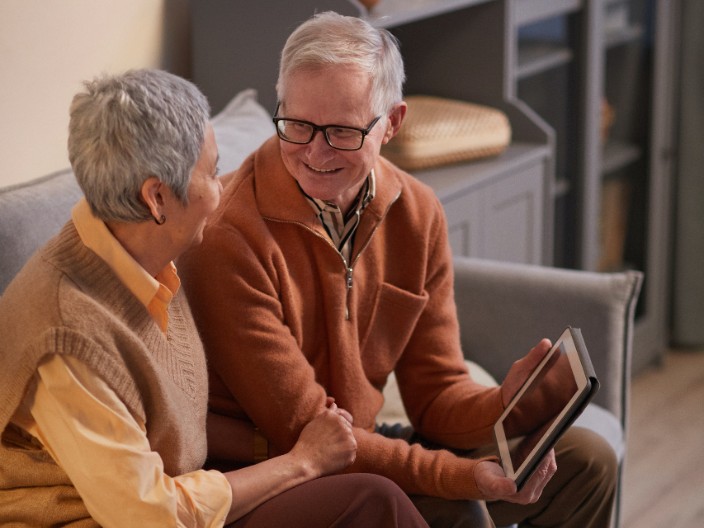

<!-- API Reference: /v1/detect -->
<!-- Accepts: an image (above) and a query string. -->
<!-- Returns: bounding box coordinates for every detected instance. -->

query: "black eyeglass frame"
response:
[273,105,382,152]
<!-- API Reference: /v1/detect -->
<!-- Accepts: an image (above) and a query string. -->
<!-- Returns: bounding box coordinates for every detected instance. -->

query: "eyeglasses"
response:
[273,106,382,151]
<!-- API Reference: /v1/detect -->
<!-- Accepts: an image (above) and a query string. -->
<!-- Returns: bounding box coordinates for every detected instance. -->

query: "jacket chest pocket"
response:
[359,282,428,387]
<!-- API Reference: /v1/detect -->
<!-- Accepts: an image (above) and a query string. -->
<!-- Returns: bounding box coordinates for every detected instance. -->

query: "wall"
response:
[671,1,704,347]
[0,0,190,187]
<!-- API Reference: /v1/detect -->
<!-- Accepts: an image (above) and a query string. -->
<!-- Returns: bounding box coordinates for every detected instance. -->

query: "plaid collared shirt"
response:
[301,170,376,264]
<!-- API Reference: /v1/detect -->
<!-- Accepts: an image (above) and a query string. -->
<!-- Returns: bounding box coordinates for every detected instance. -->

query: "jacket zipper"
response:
[266,190,401,321]
[344,265,353,320]
[343,191,401,320]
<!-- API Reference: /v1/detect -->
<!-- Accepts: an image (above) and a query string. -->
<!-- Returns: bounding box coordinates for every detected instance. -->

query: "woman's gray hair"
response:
[276,11,405,116]
[68,69,211,222]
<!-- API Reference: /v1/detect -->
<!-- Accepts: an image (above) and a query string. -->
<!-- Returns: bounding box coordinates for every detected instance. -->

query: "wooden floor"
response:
[621,348,704,528]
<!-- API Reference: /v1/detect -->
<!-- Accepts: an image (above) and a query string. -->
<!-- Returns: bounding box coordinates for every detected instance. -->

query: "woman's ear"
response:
[382,101,408,145]
[140,177,164,222]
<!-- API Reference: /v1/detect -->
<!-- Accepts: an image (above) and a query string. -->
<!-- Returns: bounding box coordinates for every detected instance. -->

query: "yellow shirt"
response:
[12,199,231,527]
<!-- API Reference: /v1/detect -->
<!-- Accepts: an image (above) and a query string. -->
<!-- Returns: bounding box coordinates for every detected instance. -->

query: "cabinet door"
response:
[443,190,484,258]
[483,163,544,264]
[436,161,545,265]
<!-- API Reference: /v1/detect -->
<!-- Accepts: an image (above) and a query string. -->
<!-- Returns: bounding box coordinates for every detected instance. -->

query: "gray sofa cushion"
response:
[211,88,276,174]
[0,169,82,294]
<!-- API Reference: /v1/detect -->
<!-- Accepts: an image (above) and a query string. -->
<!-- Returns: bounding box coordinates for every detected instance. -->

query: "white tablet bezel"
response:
[493,328,591,488]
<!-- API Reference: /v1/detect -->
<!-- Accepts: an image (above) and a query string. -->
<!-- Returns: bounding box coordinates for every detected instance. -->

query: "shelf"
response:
[517,41,573,79]
[512,0,582,27]
[604,23,644,48]
[412,142,549,201]
[366,0,492,28]
[601,140,641,175]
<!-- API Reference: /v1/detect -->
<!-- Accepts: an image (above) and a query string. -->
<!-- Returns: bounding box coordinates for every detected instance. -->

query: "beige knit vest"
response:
[0,222,209,526]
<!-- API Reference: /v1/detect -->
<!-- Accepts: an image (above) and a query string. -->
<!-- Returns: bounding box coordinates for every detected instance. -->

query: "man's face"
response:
[277,65,392,213]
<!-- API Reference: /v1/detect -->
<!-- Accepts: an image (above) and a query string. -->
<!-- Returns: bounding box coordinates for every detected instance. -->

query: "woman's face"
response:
[278,65,395,213]
[166,124,222,254]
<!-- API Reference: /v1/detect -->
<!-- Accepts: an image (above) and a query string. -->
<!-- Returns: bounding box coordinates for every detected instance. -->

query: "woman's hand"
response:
[288,400,357,477]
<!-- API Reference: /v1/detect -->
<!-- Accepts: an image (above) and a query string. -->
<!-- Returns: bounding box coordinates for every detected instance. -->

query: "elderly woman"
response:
[179,11,618,528]
[0,69,428,528]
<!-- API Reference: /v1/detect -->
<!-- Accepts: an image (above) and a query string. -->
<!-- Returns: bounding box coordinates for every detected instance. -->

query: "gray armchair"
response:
[453,256,642,527]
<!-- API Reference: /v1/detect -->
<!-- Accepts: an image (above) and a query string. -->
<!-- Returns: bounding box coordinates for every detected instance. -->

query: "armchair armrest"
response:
[452,256,643,431]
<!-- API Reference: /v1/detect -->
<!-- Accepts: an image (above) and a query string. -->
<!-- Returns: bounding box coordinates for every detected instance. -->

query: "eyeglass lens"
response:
[276,120,365,150]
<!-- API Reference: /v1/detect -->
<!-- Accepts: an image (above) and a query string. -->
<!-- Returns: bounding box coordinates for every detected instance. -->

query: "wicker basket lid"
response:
[382,95,511,171]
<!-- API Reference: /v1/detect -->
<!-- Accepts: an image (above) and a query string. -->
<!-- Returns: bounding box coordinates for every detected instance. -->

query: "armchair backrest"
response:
[452,256,643,429]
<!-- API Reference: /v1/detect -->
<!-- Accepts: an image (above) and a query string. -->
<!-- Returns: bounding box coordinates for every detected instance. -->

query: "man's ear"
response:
[382,101,408,145]
[140,177,164,221]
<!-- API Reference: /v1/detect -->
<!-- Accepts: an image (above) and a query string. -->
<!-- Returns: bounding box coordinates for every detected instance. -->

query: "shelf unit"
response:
[190,0,676,371]
[507,0,676,373]
[593,0,676,374]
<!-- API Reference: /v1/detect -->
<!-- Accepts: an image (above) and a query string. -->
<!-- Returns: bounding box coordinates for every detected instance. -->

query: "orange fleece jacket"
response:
[180,137,504,500]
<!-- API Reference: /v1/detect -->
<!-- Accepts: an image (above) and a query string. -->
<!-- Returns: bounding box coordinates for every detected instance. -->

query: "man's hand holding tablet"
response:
[496,328,598,488]
[474,328,599,504]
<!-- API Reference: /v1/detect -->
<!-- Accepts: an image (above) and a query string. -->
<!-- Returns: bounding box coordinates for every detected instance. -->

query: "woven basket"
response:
[382,95,511,171]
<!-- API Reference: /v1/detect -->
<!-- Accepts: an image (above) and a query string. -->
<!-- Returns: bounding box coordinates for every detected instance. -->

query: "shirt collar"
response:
[302,169,376,219]
[71,198,179,332]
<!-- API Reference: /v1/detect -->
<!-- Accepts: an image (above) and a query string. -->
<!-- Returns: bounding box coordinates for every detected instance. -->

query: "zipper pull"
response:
[346,267,353,289]
[345,267,353,321]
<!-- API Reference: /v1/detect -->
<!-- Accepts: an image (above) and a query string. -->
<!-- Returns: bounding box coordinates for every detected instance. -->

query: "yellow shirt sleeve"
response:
[25,354,232,528]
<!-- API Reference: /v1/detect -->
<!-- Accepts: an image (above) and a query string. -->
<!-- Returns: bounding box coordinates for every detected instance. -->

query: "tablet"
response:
[493,327,599,489]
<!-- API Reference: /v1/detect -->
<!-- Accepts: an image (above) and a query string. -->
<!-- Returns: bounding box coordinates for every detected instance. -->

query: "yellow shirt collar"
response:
[71,198,179,332]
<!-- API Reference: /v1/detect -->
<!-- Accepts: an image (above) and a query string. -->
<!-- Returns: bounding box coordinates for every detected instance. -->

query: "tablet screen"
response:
[494,328,592,487]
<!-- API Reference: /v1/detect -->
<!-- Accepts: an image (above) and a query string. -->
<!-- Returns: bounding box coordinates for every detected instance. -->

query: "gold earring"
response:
[154,214,166,225]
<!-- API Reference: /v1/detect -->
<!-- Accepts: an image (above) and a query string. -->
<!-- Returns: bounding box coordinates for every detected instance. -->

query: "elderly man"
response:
[180,11,617,528]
